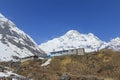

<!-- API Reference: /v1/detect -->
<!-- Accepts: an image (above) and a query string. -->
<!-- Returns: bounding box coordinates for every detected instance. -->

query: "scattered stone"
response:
[60,73,71,80]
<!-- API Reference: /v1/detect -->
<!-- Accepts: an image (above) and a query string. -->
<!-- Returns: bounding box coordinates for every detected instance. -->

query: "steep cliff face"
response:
[0,13,46,61]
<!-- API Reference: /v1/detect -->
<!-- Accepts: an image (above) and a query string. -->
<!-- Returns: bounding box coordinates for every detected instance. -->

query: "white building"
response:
[50,48,85,56]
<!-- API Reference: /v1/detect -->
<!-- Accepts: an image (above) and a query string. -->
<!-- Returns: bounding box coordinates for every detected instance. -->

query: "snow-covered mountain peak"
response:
[66,30,80,35]
[65,30,99,41]
[0,13,5,18]
[65,30,80,37]
[64,30,81,40]
[110,37,120,42]
[0,13,46,61]
[39,30,107,53]
[88,33,95,37]
[0,13,8,22]
[107,37,120,51]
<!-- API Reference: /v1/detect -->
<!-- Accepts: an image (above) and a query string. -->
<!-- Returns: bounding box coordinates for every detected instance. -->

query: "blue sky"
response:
[0,0,120,44]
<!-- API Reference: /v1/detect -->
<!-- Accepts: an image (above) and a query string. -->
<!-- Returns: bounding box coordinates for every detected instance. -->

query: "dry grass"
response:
[0,49,120,80]
[49,49,120,80]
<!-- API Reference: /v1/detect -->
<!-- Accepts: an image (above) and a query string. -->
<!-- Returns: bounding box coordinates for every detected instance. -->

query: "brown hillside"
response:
[0,49,120,80]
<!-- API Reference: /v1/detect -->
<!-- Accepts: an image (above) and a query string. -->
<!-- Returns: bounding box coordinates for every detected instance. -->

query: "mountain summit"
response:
[0,13,4,18]
[0,13,46,61]
[107,37,120,51]
[65,30,80,36]
[39,30,107,53]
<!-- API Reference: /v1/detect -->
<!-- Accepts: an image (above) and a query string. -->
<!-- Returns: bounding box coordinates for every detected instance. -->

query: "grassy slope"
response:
[49,49,120,80]
[0,49,120,80]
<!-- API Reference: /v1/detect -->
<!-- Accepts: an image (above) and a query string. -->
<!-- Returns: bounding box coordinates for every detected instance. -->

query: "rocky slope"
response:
[6,49,120,80]
[0,13,46,61]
